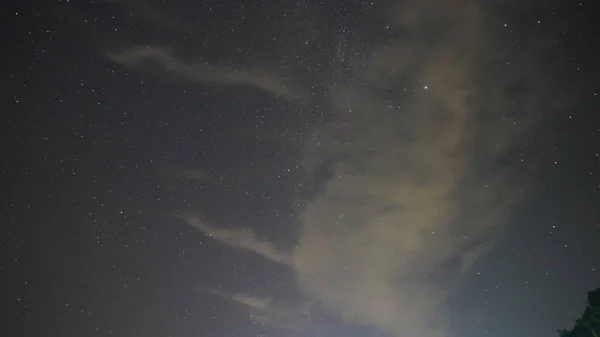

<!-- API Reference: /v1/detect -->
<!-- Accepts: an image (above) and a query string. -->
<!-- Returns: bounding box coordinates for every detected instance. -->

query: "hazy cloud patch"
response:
[204,289,309,330]
[183,214,292,265]
[107,46,300,99]
[159,1,558,337]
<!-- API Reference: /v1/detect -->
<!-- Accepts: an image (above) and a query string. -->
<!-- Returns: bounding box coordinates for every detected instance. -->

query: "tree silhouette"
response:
[558,288,600,337]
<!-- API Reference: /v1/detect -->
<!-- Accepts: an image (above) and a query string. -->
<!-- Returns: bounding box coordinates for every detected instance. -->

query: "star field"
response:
[2,1,600,337]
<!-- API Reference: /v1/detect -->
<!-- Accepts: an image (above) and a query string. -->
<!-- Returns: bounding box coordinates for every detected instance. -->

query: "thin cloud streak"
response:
[205,289,309,330]
[107,46,299,99]
[183,214,292,265]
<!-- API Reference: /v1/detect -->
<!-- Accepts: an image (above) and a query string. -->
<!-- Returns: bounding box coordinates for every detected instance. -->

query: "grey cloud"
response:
[107,46,300,99]
[178,1,557,337]
[165,168,209,182]
[293,2,546,337]
[205,289,308,330]
[183,214,292,265]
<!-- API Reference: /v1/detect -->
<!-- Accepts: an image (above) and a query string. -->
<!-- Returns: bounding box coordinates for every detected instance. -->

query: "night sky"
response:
[2,1,600,337]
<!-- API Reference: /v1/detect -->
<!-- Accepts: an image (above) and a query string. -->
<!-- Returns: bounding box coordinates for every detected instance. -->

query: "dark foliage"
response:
[558,289,600,337]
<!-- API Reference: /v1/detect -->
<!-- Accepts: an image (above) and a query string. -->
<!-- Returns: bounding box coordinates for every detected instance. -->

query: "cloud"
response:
[289,2,549,336]
[183,214,292,265]
[205,289,308,330]
[107,46,299,99]
[164,168,209,182]
[175,1,557,337]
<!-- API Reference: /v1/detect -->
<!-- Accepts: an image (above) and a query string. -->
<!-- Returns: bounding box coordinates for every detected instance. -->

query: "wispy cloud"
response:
[107,46,299,99]
[205,289,308,330]
[169,1,558,337]
[183,214,292,265]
